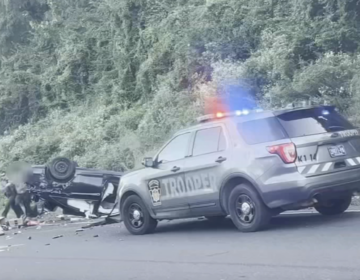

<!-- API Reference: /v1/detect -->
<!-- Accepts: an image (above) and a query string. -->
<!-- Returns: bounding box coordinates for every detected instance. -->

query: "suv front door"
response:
[184,125,229,215]
[146,132,192,219]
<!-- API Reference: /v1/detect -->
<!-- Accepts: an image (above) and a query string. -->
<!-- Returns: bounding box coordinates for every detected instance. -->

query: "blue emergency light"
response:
[197,108,264,123]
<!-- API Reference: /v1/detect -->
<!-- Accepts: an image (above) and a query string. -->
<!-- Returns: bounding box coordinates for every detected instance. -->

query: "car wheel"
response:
[315,196,352,216]
[122,195,157,235]
[228,184,271,232]
[47,157,76,182]
[205,215,227,223]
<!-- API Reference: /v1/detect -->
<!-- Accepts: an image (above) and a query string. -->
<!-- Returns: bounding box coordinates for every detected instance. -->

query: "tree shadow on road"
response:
[268,211,359,231]
[154,212,360,234]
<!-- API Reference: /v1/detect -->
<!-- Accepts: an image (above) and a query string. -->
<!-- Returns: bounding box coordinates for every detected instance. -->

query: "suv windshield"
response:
[277,107,355,138]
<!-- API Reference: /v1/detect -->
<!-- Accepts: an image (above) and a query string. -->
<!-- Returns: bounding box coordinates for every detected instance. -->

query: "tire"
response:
[205,215,227,223]
[315,196,352,216]
[228,184,271,232]
[121,195,158,235]
[47,157,76,182]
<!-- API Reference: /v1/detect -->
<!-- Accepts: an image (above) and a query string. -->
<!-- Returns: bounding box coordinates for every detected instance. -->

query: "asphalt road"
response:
[1,211,360,280]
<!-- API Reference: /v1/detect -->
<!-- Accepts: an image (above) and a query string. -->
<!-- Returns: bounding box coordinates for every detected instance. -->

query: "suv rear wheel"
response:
[122,195,158,235]
[228,184,271,232]
[315,196,352,216]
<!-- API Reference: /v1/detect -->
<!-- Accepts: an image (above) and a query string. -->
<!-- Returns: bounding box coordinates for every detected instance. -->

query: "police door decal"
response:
[148,179,161,206]
[160,173,216,198]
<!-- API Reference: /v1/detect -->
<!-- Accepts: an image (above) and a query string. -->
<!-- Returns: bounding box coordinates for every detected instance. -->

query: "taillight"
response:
[267,143,297,164]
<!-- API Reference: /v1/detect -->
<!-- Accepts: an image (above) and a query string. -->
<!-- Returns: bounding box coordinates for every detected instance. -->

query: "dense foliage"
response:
[1,0,360,171]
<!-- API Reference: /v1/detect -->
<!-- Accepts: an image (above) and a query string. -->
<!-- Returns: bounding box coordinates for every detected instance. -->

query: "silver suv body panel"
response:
[118,106,360,220]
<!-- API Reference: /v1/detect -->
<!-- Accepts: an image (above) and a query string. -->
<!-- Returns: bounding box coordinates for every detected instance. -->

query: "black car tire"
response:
[228,184,271,232]
[122,195,157,235]
[315,196,352,216]
[47,157,76,182]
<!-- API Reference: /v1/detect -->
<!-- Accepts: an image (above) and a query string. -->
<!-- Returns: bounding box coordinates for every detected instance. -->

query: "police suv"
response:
[118,105,360,235]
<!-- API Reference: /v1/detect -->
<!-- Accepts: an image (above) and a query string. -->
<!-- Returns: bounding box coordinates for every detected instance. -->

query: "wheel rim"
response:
[128,203,144,228]
[55,161,68,174]
[235,194,255,224]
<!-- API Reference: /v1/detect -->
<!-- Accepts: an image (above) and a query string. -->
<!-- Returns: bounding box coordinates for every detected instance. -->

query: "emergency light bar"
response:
[196,108,264,123]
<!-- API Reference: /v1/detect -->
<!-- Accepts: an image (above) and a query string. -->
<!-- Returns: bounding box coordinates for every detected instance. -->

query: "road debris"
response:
[25,220,40,227]
[81,216,120,229]
[76,229,84,233]
[70,218,83,222]
[0,225,9,232]
[28,236,32,240]
[93,235,99,238]
[57,215,66,220]
[45,243,50,246]
[1,225,9,231]
[52,235,63,239]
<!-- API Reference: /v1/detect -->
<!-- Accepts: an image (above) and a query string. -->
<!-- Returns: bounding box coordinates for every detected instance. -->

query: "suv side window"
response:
[192,126,225,156]
[157,133,191,163]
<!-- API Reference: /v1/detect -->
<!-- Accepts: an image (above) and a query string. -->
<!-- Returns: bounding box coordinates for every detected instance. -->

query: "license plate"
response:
[328,145,346,158]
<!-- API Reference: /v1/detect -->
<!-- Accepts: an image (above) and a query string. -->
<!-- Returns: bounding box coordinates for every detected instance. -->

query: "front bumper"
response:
[259,167,360,209]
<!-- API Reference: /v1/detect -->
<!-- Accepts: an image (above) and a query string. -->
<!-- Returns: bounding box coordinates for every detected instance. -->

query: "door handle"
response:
[215,156,227,163]
[171,166,180,172]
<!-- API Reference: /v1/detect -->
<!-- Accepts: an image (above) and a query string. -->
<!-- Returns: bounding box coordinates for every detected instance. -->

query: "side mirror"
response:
[142,157,154,168]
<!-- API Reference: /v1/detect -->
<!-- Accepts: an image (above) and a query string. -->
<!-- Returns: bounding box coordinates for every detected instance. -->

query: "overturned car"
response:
[26,157,123,218]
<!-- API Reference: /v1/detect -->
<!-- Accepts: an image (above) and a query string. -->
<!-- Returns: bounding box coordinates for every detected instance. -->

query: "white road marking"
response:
[322,162,332,172]
[0,244,24,252]
[308,164,320,174]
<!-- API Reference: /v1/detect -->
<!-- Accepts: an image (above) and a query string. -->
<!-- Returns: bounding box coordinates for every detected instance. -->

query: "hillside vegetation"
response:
[1,0,360,171]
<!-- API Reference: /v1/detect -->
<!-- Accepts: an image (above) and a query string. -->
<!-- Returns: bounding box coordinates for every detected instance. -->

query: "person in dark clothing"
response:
[4,162,35,222]
[15,189,33,220]
[1,180,23,220]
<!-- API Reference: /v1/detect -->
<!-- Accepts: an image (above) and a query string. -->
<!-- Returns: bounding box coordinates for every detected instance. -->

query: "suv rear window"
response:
[277,107,355,138]
[237,117,287,144]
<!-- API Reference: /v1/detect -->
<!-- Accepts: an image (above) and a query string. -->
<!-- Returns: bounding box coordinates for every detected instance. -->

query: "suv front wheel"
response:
[228,184,271,232]
[315,196,352,216]
[122,195,158,235]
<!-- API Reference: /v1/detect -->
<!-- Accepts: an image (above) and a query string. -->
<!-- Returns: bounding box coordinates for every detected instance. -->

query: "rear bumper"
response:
[259,167,360,209]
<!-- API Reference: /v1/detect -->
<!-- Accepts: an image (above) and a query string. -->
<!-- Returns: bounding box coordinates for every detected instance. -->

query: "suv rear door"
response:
[276,106,360,176]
